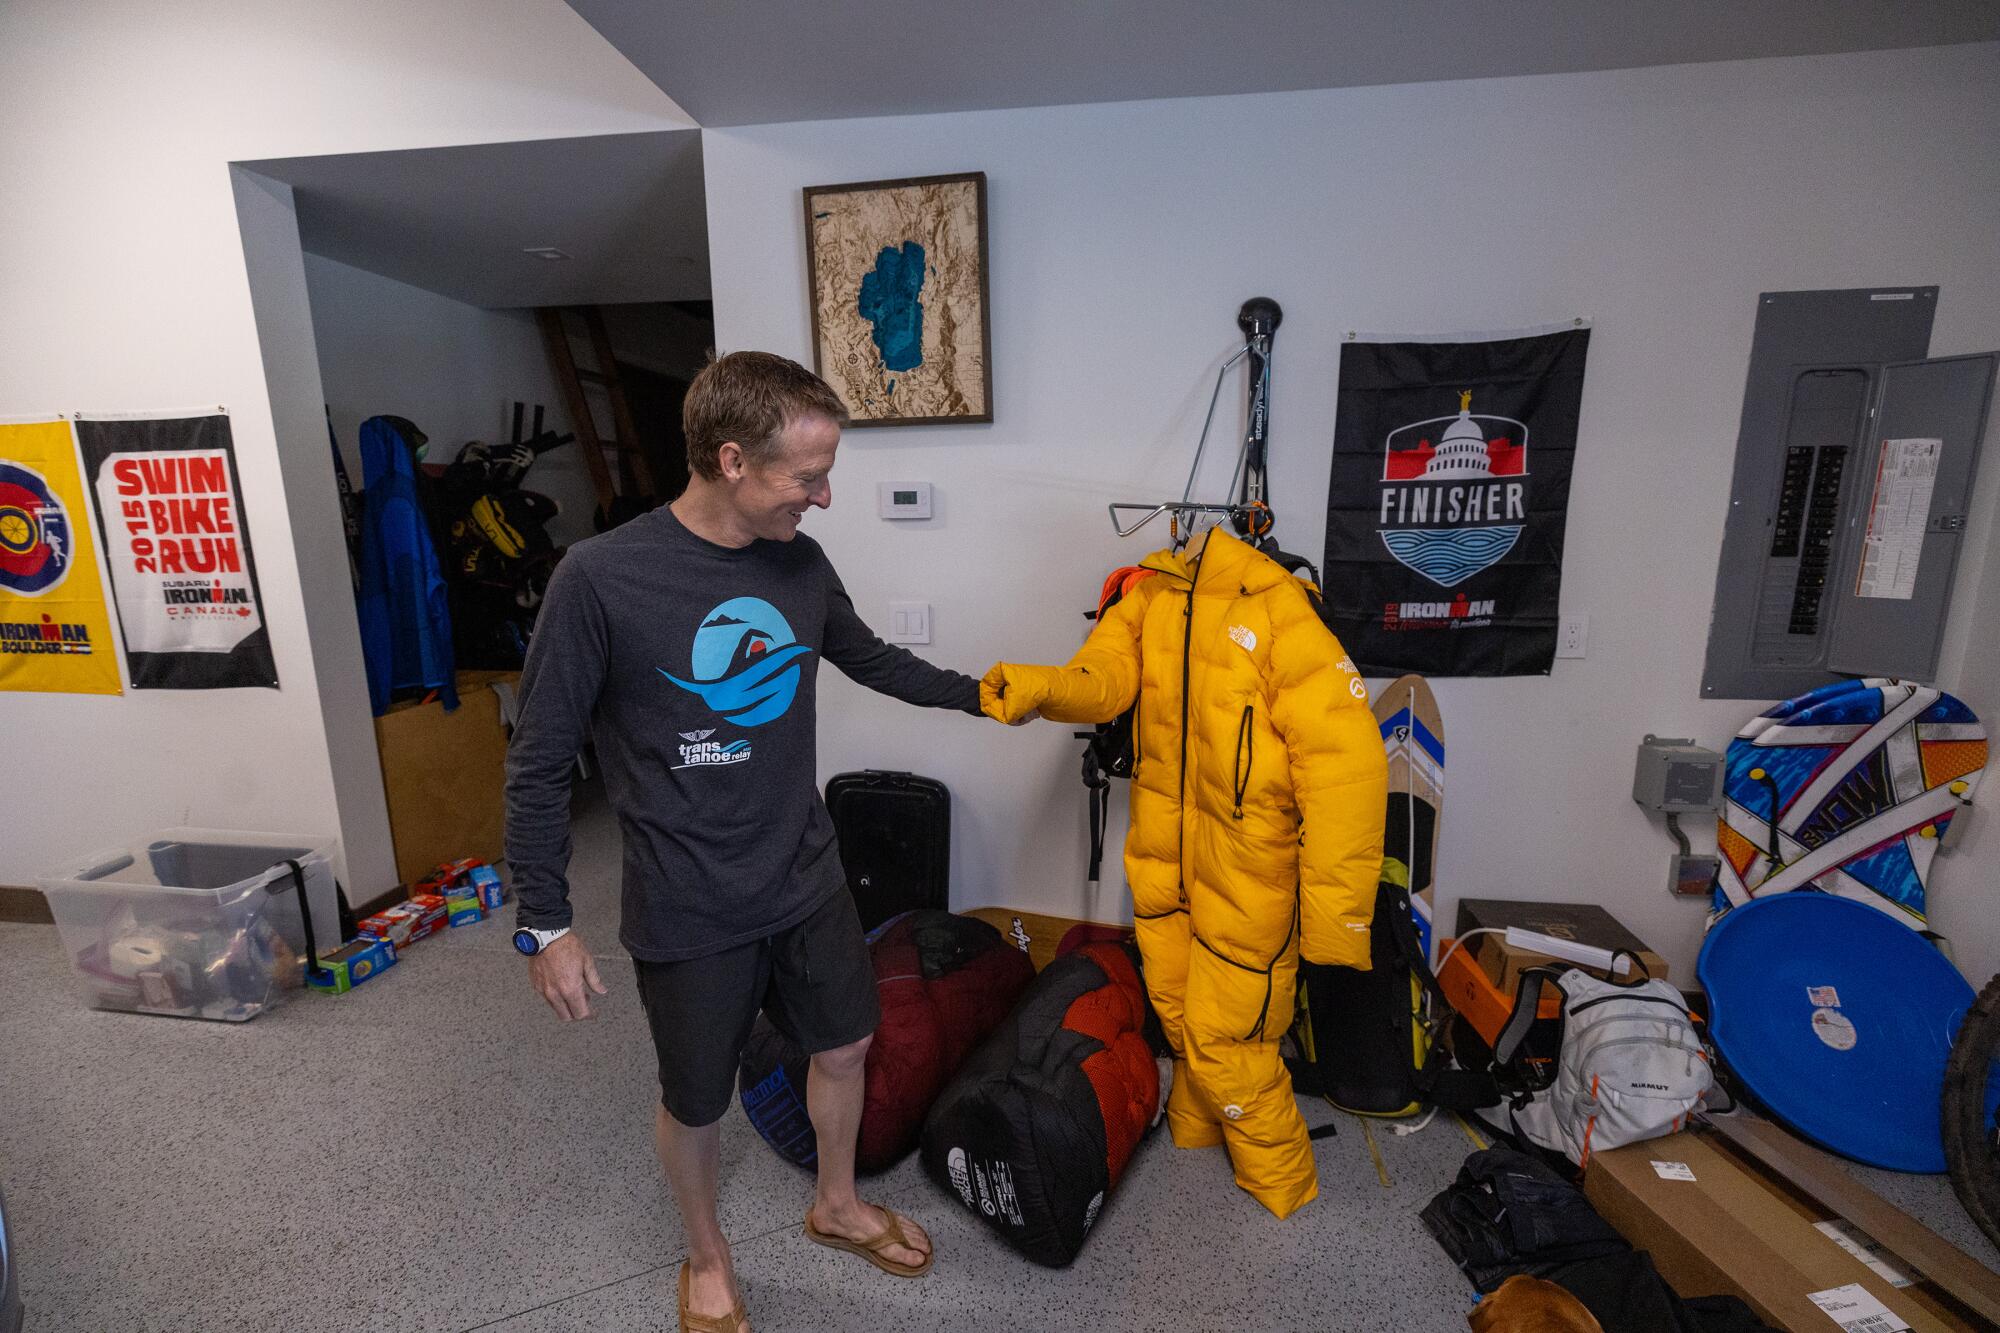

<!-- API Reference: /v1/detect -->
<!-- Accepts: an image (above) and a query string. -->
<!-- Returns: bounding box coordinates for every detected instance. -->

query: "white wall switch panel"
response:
[1558,613,1590,659]
[877,481,933,519]
[887,601,931,644]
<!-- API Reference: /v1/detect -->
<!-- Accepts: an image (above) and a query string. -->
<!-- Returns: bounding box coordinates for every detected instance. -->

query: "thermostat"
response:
[877,481,933,520]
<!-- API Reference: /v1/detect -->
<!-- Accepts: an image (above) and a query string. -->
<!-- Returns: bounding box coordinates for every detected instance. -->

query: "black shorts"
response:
[632,889,880,1127]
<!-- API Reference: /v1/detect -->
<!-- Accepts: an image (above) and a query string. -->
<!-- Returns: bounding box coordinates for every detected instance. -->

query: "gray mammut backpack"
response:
[1494,965,1713,1166]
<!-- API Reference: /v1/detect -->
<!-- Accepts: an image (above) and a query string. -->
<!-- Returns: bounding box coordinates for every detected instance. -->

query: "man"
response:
[506,351,991,1331]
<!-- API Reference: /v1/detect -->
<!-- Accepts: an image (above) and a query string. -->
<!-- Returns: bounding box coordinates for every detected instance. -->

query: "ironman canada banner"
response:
[0,420,121,694]
[1322,326,1589,677]
[77,413,279,690]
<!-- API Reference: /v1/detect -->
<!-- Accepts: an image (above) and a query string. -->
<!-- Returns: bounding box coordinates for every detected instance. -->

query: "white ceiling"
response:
[565,0,2000,126]
[241,130,708,309]
[236,3,1998,311]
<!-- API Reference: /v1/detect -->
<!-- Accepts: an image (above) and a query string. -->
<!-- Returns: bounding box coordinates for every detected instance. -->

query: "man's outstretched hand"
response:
[529,931,607,1021]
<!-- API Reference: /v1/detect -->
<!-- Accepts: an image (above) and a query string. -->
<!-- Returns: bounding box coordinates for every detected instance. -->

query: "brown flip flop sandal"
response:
[678,1260,748,1333]
[803,1206,935,1277]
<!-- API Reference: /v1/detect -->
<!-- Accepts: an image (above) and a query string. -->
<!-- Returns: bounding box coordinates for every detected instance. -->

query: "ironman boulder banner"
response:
[0,420,121,694]
[1323,326,1589,676]
[76,413,279,690]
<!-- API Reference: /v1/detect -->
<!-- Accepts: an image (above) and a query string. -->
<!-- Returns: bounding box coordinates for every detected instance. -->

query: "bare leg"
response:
[656,1105,746,1323]
[805,1035,930,1269]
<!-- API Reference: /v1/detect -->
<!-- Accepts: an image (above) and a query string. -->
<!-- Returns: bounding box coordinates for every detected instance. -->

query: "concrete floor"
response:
[2,782,1994,1331]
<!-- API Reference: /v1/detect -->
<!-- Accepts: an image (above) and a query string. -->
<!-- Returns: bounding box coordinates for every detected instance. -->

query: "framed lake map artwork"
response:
[803,172,993,427]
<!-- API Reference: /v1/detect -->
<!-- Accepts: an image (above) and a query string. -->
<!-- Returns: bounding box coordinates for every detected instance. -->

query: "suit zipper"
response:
[1175,540,1207,909]
[1230,705,1253,820]
[1131,690,1142,776]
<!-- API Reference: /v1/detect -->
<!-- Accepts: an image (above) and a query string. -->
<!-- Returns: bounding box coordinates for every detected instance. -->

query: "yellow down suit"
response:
[983,528,1387,1217]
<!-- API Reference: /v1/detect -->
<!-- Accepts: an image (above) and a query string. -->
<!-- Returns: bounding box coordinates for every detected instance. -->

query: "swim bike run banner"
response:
[77,412,279,690]
[1322,326,1589,677]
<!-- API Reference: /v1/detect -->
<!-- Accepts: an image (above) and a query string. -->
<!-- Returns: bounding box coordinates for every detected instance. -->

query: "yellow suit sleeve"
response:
[1265,592,1389,968]
[981,583,1150,725]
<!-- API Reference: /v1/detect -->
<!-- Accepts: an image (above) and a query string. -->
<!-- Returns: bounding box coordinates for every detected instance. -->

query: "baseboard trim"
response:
[352,885,404,920]
[0,884,54,924]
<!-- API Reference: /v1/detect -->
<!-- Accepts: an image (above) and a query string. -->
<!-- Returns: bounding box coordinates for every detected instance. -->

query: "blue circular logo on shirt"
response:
[660,597,813,728]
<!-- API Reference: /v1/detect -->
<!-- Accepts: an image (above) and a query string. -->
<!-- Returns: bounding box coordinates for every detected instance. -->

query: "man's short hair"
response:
[683,351,850,481]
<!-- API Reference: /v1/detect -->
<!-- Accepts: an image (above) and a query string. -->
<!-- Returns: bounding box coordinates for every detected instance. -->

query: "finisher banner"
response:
[0,420,122,694]
[77,413,279,690]
[1322,327,1589,677]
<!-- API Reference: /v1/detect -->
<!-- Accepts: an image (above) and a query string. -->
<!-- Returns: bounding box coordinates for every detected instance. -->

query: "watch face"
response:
[512,929,539,956]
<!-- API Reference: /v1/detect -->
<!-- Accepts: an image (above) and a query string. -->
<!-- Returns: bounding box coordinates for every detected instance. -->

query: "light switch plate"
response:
[887,601,930,644]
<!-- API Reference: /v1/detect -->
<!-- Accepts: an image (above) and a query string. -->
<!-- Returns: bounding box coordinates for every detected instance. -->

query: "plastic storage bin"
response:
[38,828,335,1022]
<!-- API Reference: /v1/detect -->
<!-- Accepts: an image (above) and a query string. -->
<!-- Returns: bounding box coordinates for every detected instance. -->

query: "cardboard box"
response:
[357,894,448,948]
[468,864,504,912]
[415,857,486,898]
[356,902,419,949]
[374,673,517,887]
[1437,935,1562,1050]
[445,896,484,928]
[308,936,397,994]
[1454,898,1670,990]
[1585,1126,2000,1331]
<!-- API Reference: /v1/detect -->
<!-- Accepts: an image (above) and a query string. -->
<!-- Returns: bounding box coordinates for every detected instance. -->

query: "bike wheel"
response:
[1942,973,2000,1250]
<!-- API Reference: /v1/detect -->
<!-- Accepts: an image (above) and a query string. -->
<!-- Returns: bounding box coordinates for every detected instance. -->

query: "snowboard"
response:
[1711,677,1986,929]
[1374,674,1444,962]
[963,906,1130,973]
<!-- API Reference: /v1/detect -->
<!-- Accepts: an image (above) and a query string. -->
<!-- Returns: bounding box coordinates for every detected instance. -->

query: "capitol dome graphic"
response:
[1422,391,1496,480]
[1376,389,1531,589]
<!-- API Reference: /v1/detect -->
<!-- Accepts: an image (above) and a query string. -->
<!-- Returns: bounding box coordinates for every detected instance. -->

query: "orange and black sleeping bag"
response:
[920,941,1158,1267]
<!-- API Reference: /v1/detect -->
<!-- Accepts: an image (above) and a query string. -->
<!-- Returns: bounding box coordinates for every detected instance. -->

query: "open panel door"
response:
[1828,352,1997,681]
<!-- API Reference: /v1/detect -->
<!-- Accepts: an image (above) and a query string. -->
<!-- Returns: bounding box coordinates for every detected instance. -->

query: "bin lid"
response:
[1698,891,1972,1172]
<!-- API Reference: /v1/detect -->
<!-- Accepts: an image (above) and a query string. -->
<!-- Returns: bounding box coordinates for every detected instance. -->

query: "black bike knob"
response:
[1238,297,1283,340]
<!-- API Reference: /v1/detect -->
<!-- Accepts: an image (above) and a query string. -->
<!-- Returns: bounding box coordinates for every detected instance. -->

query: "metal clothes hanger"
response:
[1108,298,1283,548]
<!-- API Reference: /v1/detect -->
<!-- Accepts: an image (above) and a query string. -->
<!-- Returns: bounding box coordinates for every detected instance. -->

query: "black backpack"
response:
[1287,860,1498,1117]
[1074,568,1155,882]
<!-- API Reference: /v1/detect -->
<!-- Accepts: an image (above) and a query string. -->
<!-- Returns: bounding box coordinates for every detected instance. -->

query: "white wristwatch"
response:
[513,925,571,956]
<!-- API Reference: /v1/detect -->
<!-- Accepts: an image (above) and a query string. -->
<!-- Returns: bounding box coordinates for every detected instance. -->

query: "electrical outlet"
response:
[1557,613,1590,659]
[1669,853,1720,897]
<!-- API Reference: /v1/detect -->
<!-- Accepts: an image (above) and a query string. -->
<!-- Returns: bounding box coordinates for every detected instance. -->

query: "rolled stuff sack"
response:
[920,941,1159,1267]
[739,909,1035,1173]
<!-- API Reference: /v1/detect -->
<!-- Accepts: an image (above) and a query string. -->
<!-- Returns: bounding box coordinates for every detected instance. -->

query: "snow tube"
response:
[738,909,1035,1173]
[1699,891,1974,1172]
[919,941,1159,1267]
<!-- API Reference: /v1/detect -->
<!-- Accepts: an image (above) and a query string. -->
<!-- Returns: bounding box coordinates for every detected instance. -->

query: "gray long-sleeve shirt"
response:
[504,505,980,961]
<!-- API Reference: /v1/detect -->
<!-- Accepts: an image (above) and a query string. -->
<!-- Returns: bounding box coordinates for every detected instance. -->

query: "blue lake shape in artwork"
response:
[857,241,926,372]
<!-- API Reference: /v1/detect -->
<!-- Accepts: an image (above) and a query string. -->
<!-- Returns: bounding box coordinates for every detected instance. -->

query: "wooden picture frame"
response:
[802,171,992,427]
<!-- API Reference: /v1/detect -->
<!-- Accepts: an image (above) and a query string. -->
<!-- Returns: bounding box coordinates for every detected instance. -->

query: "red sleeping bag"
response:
[739,909,1036,1172]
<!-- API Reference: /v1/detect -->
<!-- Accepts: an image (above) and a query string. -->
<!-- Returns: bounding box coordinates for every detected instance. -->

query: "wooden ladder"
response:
[536,305,656,522]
